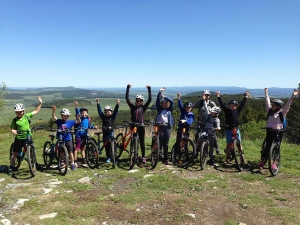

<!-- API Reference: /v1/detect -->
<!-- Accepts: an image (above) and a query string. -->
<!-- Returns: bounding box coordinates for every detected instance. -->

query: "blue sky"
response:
[1,0,299,89]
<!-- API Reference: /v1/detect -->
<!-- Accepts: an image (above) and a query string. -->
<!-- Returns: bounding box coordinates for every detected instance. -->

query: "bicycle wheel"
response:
[110,140,116,169]
[43,141,53,168]
[200,140,209,170]
[58,145,69,176]
[26,145,37,177]
[268,143,280,176]
[150,136,160,169]
[129,137,138,170]
[172,138,196,167]
[85,139,99,169]
[10,143,21,169]
[115,133,124,159]
[232,139,244,172]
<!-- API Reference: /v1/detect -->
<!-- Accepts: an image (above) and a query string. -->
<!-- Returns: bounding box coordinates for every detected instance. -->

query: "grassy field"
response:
[0,126,300,224]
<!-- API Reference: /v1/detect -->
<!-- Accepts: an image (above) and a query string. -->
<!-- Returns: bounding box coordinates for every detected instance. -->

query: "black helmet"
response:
[183,102,193,108]
[228,100,238,105]
[271,99,284,108]
[80,107,88,113]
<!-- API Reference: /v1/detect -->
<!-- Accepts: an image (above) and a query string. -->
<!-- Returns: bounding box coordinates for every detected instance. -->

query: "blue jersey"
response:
[178,99,194,129]
[74,108,94,138]
[55,119,76,141]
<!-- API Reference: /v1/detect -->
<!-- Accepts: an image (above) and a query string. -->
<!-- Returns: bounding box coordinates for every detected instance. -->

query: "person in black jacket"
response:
[216,91,249,163]
[96,98,119,163]
[125,84,152,164]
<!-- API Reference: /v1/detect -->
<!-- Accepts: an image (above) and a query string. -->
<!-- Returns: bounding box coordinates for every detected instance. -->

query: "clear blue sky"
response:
[1,0,299,89]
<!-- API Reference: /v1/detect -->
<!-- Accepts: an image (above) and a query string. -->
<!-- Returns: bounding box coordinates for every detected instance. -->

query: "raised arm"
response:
[216,91,226,110]
[51,105,57,121]
[143,85,152,109]
[112,98,120,119]
[125,84,133,106]
[32,96,42,116]
[282,89,300,117]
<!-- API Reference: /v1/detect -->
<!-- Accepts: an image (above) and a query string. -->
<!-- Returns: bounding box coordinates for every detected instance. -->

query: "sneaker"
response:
[7,167,13,175]
[106,158,111,163]
[142,157,146,164]
[271,163,277,170]
[258,161,264,169]
[164,160,170,165]
[71,163,76,171]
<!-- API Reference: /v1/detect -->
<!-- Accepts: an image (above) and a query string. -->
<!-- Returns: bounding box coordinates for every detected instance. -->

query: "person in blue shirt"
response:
[74,101,97,167]
[96,98,119,163]
[175,92,194,145]
[155,87,174,165]
[51,106,81,170]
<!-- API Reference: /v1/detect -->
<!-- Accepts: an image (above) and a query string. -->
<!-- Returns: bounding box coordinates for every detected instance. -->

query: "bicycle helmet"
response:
[104,106,113,111]
[228,100,239,105]
[80,107,88,113]
[136,94,144,101]
[203,90,211,95]
[210,106,221,114]
[14,103,25,111]
[183,102,193,108]
[60,108,71,115]
[271,99,284,108]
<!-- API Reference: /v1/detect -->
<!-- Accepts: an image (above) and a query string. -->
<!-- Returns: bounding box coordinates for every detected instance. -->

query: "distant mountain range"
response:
[7,86,295,98]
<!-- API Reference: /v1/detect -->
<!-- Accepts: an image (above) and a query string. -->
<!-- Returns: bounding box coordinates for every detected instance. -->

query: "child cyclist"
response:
[217,91,250,164]
[201,93,221,166]
[9,96,43,173]
[125,84,152,163]
[155,87,174,165]
[174,92,194,151]
[52,106,81,171]
[96,98,119,163]
[258,88,300,169]
[74,101,97,167]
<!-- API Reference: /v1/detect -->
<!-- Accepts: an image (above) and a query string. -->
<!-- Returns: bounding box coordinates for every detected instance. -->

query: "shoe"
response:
[142,157,146,164]
[10,166,18,172]
[271,163,277,170]
[258,161,264,169]
[82,159,87,165]
[71,163,76,171]
[164,160,170,165]
[106,158,111,163]
[7,167,13,175]
[208,160,214,166]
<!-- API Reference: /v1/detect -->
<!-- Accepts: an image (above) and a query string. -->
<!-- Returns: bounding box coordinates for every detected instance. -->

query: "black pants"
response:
[261,130,283,159]
[137,126,145,158]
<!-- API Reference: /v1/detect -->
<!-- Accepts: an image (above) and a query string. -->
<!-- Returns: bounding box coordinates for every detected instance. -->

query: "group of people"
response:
[8,85,300,173]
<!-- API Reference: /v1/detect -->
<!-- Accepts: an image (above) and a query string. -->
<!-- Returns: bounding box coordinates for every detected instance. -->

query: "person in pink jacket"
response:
[258,88,300,169]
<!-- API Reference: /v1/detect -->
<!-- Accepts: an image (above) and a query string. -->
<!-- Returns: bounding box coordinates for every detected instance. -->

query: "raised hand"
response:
[216,91,220,97]
[177,92,180,99]
[74,101,78,107]
[95,98,99,104]
[116,98,120,104]
[127,84,132,88]
[51,105,56,111]
[38,96,42,104]
[159,87,166,93]
[146,85,150,88]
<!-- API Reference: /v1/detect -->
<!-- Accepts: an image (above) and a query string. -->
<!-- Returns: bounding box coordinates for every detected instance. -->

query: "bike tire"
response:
[43,141,53,168]
[10,143,21,169]
[58,145,69,176]
[172,138,196,167]
[268,142,280,176]
[115,133,124,159]
[27,145,37,177]
[233,139,244,172]
[200,140,209,170]
[129,137,138,170]
[150,136,160,169]
[110,140,116,169]
[85,139,99,169]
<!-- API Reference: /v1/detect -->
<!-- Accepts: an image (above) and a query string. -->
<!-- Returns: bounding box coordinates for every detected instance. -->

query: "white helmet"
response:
[210,106,221,114]
[14,103,25,111]
[203,90,210,95]
[136,94,144,101]
[60,108,71,115]
[104,106,113,111]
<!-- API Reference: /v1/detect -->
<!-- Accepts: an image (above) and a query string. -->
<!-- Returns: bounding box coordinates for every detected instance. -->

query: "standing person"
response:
[125,84,152,163]
[9,96,43,173]
[201,93,221,166]
[74,101,96,167]
[193,90,218,150]
[174,92,194,149]
[155,87,174,165]
[217,91,250,164]
[258,88,299,169]
[52,106,81,171]
[96,98,119,163]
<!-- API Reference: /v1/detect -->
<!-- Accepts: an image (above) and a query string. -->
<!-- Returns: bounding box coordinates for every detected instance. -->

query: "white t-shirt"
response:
[157,109,170,124]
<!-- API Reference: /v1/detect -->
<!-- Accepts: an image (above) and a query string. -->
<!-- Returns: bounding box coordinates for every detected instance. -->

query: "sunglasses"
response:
[205,94,210,97]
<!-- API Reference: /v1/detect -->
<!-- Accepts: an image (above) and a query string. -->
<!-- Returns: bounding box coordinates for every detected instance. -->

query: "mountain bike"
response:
[43,129,72,175]
[9,127,43,176]
[226,125,244,172]
[92,126,123,169]
[260,128,284,176]
[147,121,169,169]
[115,121,144,170]
[198,128,217,170]
[171,121,196,167]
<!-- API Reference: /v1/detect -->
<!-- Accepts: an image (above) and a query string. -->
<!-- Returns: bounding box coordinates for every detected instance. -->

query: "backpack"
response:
[267,109,287,129]
[14,115,31,129]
